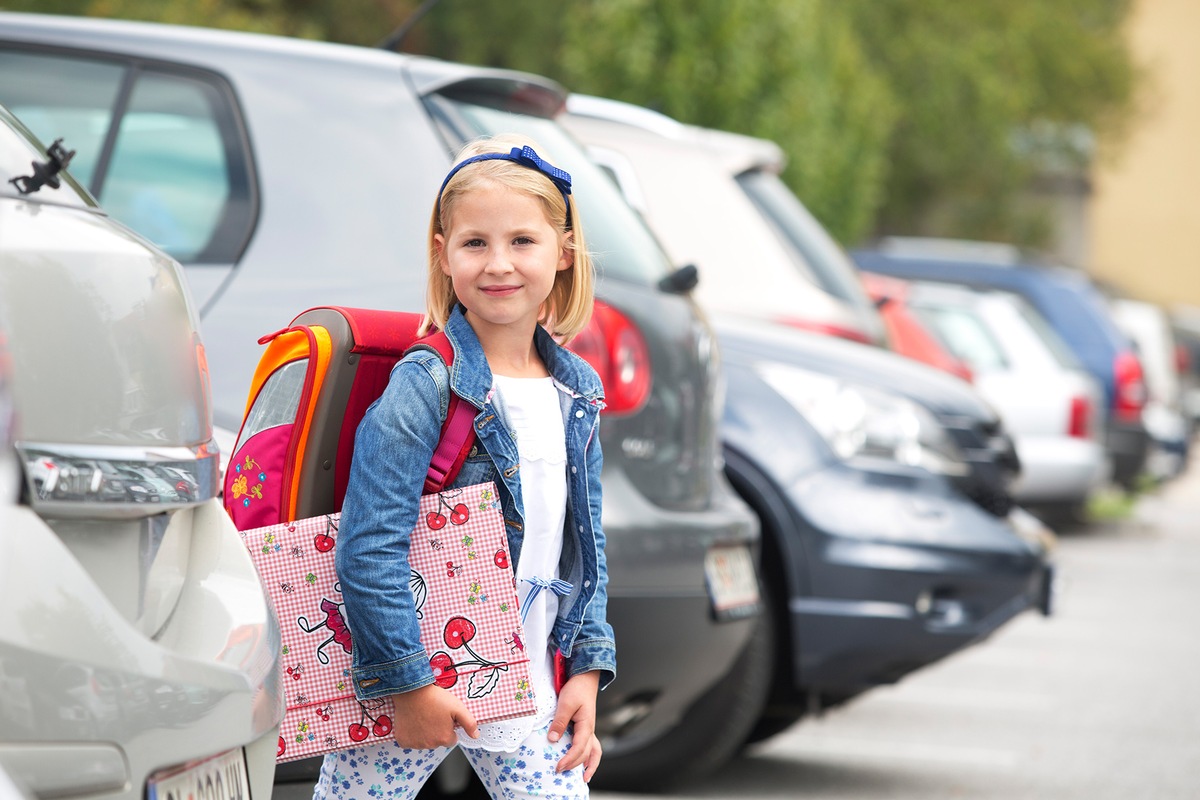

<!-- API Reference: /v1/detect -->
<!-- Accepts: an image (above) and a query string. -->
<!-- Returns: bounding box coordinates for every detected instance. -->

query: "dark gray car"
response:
[0,11,761,789]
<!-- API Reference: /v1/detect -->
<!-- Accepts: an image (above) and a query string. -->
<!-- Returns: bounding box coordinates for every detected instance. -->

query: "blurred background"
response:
[10,0,1197,311]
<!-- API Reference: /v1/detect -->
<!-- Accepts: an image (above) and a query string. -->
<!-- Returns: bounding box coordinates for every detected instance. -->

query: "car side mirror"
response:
[658,264,699,294]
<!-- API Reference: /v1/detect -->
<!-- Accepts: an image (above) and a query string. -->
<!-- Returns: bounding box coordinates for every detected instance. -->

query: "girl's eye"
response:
[513,236,534,246]
[463,238,485,248]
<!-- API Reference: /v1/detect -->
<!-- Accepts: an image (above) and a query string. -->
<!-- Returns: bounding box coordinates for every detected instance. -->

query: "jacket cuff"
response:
[565,637,617,691]
[351,651,434,699]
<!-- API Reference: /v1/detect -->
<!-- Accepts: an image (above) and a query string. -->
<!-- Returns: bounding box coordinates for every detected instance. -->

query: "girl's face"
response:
[435,180,572,336]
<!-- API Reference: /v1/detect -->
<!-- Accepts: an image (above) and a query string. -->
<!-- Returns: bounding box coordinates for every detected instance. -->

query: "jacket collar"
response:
[442,305,605,406]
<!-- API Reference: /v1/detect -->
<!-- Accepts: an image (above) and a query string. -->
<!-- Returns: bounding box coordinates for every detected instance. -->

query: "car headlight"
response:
[756,362,968,476]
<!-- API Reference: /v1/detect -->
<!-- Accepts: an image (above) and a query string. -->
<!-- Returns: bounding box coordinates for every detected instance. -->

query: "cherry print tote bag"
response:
[242,480,535,762]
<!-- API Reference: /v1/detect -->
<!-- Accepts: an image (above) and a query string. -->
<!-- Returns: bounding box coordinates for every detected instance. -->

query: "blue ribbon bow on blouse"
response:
[520,576,573,625]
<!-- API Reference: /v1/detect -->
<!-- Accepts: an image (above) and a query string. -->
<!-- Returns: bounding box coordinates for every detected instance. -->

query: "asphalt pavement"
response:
[594,461,1200,799]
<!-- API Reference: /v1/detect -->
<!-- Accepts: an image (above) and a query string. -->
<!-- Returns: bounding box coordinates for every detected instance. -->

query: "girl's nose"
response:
[485,250,514,273]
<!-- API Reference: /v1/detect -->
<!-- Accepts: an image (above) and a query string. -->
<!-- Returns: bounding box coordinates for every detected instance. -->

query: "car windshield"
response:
[736,169,869,306]
[1009,292,1083,369]
[0,103,94,207]
[427,97,672,286]
[911,303,1009,372]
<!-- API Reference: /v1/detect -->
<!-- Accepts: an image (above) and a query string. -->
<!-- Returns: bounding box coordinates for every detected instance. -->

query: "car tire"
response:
[742,698,805,747]
[591,596,774,792]
[739,546,807,748]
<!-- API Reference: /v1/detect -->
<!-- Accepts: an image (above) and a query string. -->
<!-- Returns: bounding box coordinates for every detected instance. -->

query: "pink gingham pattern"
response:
[240,481,534,763]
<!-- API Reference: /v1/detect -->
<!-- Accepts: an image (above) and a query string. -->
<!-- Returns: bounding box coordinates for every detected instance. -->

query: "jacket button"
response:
[584,580,591,588]
[575,409,584,418]
[571,465,577,474]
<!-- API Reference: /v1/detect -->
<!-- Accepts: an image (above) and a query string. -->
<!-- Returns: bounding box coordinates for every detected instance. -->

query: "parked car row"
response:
[0,11,1056,798]
[854,238,1156,495]
[872,277,1112,520]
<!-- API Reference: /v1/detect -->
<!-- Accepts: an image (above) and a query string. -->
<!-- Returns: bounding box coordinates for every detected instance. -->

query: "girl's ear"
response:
[557,231,574,272]
[434,233,451,276]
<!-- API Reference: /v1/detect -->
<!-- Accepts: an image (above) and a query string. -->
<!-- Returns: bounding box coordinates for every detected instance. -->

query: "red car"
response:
[862,272,974,382]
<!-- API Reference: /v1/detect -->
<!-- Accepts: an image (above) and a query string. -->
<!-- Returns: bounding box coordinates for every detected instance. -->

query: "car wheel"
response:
[592,595,774,791]
[742,698,805,746]
[740,560,807,747]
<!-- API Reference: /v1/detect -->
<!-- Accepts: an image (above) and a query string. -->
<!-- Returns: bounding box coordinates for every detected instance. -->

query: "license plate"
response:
[704,544,760,621]
[147,748,250,800]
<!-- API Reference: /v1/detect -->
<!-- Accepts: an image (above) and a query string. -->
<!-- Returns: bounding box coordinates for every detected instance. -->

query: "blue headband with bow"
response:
[437,145,573,227]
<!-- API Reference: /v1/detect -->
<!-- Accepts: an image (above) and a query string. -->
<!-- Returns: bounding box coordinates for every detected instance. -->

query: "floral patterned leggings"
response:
[312,722,587,800]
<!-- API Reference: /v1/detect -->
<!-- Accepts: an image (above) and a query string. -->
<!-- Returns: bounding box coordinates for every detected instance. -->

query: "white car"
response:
[902,281,1111,516]
[1108,297,1190,480]
[0,102,282,800]
[564,93,887,346]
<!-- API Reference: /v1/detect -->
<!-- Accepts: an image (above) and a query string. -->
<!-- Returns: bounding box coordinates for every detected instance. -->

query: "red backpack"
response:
[223,306,476,530]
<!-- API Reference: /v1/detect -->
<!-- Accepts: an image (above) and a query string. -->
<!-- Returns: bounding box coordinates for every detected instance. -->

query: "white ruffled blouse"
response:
[457,375,568,751]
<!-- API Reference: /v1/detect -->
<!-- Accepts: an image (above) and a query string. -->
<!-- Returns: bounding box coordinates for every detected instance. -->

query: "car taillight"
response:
[568,301,652,416]
[1113,350,1146,422]
[1067,395,1091,439]
[774,316,874,345]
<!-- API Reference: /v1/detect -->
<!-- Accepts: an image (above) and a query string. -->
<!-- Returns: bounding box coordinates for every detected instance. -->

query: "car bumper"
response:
[1011,435,1110,505]
[784,463,1052,693]
[1105,417,1151,487]
[0,501,283,800]
[596,465,761,751]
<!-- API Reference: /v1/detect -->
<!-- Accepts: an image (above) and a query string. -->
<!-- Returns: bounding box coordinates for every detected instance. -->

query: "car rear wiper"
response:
[9,138,75,195]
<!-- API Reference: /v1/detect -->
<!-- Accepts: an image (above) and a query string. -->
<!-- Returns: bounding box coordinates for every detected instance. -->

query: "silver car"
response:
[900,280,1111,516]
[0,12,762,789]
[0,103,282,800]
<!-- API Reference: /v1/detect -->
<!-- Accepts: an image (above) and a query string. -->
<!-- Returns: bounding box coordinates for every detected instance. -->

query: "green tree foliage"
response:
[840,0,1138,244]
[0,0,414,42]
[14,0,1138,247]
[421,0,894,245]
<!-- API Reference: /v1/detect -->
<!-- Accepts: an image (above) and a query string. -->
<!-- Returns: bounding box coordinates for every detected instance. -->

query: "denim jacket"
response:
[336,305,616,700]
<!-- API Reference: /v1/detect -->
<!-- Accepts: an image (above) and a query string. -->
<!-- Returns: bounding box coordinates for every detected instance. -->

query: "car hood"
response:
[712,314,1000,423]
[0,200,211,447]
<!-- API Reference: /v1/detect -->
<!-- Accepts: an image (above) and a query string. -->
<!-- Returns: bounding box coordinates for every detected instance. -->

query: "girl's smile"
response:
[480,284,522,296]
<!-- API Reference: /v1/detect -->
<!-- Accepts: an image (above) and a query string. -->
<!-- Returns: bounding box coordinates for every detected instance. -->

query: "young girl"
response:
[316,135,615,800]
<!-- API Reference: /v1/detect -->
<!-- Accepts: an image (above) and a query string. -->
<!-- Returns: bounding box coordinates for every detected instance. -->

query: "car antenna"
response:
[377,0,444,52]
[9,138,75,195]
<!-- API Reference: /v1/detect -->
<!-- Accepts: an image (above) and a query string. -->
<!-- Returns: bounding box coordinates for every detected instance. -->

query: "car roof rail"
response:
[877,236,1023,266]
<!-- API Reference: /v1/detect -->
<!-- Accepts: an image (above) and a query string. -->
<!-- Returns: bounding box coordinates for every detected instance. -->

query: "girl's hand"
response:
[548,670,602,781]
[390,684,479,749]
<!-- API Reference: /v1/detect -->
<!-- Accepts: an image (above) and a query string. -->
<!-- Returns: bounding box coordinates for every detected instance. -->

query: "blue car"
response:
[854,238,1151,489]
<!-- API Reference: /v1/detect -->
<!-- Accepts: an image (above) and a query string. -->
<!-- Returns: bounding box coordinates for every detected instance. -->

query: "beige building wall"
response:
[1089,0,1200,308]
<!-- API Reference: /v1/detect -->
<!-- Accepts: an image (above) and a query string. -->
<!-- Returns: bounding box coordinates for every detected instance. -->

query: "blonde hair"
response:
[421,134,595,341]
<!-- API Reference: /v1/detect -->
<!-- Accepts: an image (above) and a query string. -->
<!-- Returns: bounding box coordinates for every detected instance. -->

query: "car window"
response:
[736,169,867,305]
[426,96,671,286]
[1008,292,1083,369]
[0,48,254,264]
[0,101,93,207]
[911,304,1009,372]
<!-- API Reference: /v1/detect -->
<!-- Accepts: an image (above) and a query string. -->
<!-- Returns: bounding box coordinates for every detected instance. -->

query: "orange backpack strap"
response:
[406,331,477,494]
